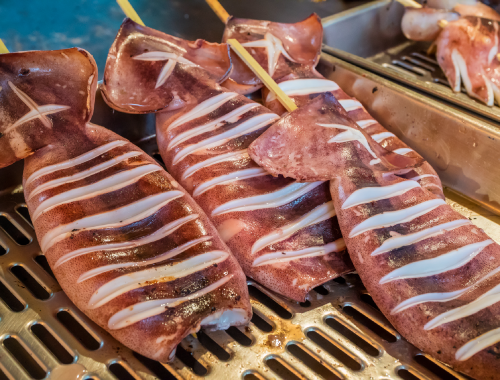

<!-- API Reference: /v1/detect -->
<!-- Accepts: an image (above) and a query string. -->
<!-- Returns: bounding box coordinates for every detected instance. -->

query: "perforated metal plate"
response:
[0,71,499,380]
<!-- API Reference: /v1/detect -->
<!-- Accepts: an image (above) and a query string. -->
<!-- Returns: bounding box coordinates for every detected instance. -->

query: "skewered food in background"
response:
[102,19,353,302]
[0,47,251,363]
[222,15,443,197]
[249,92,500,380]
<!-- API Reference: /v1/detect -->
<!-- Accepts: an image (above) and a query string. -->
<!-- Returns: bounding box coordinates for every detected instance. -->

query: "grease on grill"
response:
[3,336,46,379]
[10,265,51,300]
[0,215,30,245]
[31,322,74,364]
[0,278,25,312]
[56,310,101,351]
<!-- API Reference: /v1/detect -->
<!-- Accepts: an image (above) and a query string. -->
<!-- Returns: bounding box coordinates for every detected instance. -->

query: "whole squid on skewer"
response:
[249,93,500,380]
[0,48,251,362]
[221,16,443,198]
[102,19,353,302]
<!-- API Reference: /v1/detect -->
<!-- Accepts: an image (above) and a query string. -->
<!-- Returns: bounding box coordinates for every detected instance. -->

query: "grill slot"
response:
[243,372,267,380]
[175,344,208,376]
[2,336,46,379]
[225,326,253,346]
[10,265,51,300]
[132,352,178,380]
[109,361,141,380]
[30,322,74,364]
[359,293,380,312]
[250,309,274,332]
[0,277,25,312]
[0,242,6,256]
[325,316,380,357]
[414,354,461,380]
[0,367,11,380]
[313,286,329,296]
[248,285,292,319]
[56,310,101,351]
[287,342,342,380]
[306,328,362,371]
[34,254,56,279]
[341,305,398,343]
[0,215,30,246]
[14,205,32,227]
[398,367,425,380]
[197,330,231,360]
[266,356,306,380]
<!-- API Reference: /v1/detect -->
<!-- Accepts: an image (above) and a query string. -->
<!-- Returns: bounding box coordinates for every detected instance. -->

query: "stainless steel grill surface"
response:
[322,0,500,123]
[0,58,499,380]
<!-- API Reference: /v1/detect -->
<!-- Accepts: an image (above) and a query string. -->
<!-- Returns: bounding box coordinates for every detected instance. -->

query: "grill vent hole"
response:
[313,285,329,295]
[299,300,311,308]
[0,242,6,256]
[10,265,50,300]
[265,357,304,380]
[414,354,461,380]
[332,277,346,284]
[132,352,177,380]
[306,329,362,371]
[226,326,253,346]
[197,330,231,360]
[287,343,341,380]
[398,368,424,380]
[325,317,379,356]
[3,336,46,379]
[176,345,208,376]
[34,254,56,279]
[0,278,25,312]
[342,305,397,343]
[243,372,266,380]
[248,285,292,319]
[56,310,101,351]
[31,323,73,364]
[250,310,273,333]
[360,293,380,311]
[0,215,30,245]
[109,362,138,380]
[15,205,32,227]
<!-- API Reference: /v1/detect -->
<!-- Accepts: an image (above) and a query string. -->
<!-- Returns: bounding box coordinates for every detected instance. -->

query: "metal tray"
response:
[0,55,499,380]
[321,0,500,124]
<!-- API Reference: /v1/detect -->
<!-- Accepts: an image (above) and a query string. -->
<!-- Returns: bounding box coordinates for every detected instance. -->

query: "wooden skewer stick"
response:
[394,0,422,8]
[497,53,500,61]
[0,39,9,54]
[227,39,297,112]
[206,0,230,23]
[438,19,449,28]
[117,0,145,26]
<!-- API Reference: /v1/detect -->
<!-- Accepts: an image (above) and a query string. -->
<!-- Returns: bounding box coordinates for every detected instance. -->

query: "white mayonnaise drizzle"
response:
[356,120,378,129]
[379,239,493,284]
[251,201,336,255]
[193,168,268,197]
[371,132,395,143]
[338,99,363,112]
[28,151,143,201]
[349,199,446,238]
[108,274,234,329]
[26,141,128,187]
[319,123,377,159]
[181,150,249,180]
[54,214,199,268]
[88,250,229,308]
[392,260,500,314]
[372,219,470,256]
[266,79,340,102]
[455,327,500,361]
[211,181,324,216]
[32,164,161,221]
[167,92,238,132]
[41,190,183,251]
[342,181,421,210]
[77,236,212,283]
[252,239,346,267]
[167,103,259,151]
[393,148,414,156]
[172,113,279,165]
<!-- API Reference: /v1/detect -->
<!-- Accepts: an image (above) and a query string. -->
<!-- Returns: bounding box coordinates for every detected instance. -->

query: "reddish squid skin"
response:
[437,16,500,106]
[0,48,251,363]
[101,20,354,302]
[249,93,500,380]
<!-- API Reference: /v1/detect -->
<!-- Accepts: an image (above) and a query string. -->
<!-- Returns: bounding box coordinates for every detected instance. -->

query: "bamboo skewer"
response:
[117,0,145,26]
[0,39,9,54]
[227,39,297,112]
[205,0,230,23]
[394,0,422,8]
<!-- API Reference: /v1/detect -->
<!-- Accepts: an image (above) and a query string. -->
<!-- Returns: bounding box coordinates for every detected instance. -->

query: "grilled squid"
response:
[101,19,354,302]
[0,48,251,363]
[249,93,500,380]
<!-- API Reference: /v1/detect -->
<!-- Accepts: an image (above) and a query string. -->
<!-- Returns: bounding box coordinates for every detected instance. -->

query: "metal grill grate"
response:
[0,85,497,380]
